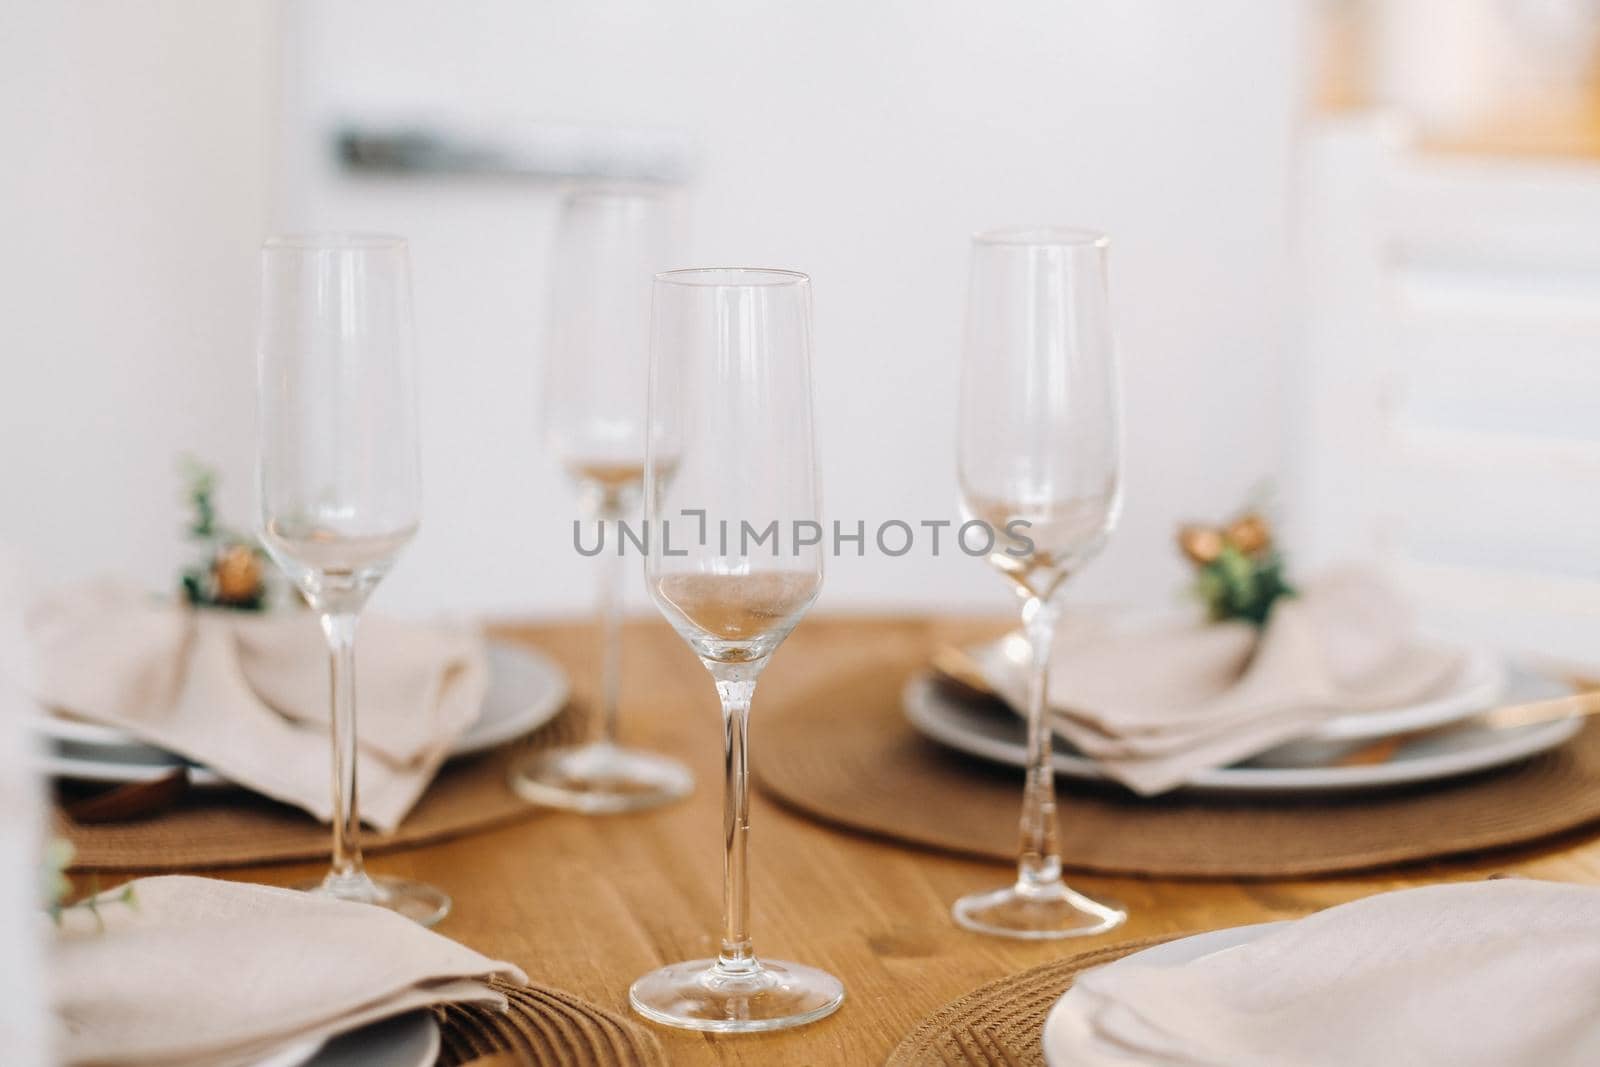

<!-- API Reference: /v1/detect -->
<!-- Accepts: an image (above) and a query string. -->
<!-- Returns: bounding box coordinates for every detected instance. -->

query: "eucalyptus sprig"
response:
[1178,509,1295,626]
[178,456,271,611]
[42,839,138,931]
[180,456,221,541]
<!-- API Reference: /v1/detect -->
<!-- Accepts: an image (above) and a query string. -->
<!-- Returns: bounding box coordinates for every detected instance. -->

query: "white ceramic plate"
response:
[247,1011,440,1067]
[966,634,1508,743]
[31,640,567,786]
[903,663,1582,794]
[1041,922,1285,1067]
[304,1012,438,1067]
[247,1038,323,1067]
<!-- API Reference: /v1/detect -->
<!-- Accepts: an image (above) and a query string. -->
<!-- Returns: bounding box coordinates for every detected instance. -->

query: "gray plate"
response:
[903,664,1582,795]
[31,640,567,785]
[248,1011,439,1067]
[307,1012,439,1067]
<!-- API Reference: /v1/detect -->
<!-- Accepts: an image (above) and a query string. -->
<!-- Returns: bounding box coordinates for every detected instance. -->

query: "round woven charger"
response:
[752,661,1600,878]
[886,934,1183,1067]
[436,978,665,1067]
[56,705,586,872]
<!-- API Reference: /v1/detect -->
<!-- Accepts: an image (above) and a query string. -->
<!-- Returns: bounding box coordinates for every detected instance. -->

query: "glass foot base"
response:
[952,880,1124,940]
[629,958,844,1033]
[295,871,451,928]
[508,742,694,814]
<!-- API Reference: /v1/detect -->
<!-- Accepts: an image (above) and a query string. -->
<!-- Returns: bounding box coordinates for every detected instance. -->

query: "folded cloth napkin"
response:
[52,875,526,1067]
[25,580,488,831]
[1054,879,1600,1067]
[986,569,1463,795]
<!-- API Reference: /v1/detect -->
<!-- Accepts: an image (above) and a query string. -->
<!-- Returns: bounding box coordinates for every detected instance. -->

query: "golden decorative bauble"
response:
[1178,524,1225,566]
[1223,513,1272,556]
[213,544,263,604]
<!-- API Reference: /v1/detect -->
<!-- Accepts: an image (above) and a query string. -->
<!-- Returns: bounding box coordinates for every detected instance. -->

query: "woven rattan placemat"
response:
[752,661,1600,878]
[56,705,585,872]
[886,934,1182,1067]
[437,978,665,1067]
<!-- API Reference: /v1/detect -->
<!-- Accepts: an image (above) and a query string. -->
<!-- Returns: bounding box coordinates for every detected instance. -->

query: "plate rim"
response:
[451,640,569,755]
[30,639,567,786]
[1306,643,1507,741]
[246,1035,324,1067]
[903,671,1582,794]
[1041,922,1285,1067]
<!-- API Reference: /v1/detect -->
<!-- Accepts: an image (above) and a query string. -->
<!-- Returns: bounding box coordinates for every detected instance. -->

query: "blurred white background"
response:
[7,1,1600,654]
[3,1,1302,619]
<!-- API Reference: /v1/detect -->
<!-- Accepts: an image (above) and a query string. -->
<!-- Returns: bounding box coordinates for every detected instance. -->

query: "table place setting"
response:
[25,580,567,809]
[28,579,491,830]
[753,409,1600,895]
[51,874,523,1067]
[893,879,1600,1066]
[908,566,1588,796]
[25,578,577,875]
[46,873,667,1067]
[1045,879,1600,1067]
[25,588,576,875]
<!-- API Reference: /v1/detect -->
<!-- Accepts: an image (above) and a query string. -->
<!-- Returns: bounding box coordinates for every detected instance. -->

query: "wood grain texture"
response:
[144,617,1600,1066]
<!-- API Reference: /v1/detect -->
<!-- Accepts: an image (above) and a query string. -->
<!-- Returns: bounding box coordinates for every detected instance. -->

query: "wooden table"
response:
[220,617,1600,1066]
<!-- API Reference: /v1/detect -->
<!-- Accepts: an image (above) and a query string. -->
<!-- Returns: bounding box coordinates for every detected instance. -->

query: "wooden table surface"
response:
[217,616,1600,1066]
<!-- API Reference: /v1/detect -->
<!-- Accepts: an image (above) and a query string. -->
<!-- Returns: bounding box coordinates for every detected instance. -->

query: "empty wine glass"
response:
[256,233,449,926]
[951,227,1126,939]
[628,268,844,1032]
[508,188,694,813]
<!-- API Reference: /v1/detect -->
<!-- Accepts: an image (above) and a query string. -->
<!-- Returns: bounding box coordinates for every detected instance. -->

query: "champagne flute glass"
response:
[951,227,1126,939]
[629,268,844,1032]
[256,233,449,926]
[508,188,695,813]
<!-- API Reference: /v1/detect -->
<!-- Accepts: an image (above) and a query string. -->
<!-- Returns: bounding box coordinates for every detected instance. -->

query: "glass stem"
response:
[595,505,623,748]
[319,611,366,885]
[712,669,759,973]
[1016,596,1063,894]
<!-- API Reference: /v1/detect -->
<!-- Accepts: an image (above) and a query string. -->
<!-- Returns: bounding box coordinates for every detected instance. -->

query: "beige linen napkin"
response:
[52,875,526,1067]
[1053,879,1600,1067]
[987,569,1463,794]
[26,581,488,831]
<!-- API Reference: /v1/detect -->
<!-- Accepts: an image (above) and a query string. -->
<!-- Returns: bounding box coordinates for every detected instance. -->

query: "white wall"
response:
[2,1,275,596]
[1291,117,1600,666]
[275,0,1305,619]
[4,2,1304,621]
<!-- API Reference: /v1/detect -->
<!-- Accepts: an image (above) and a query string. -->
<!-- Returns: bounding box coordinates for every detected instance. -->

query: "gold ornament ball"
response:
[213,544,263,604]
[1224,514,1272,556]
[1178,525,1225,566]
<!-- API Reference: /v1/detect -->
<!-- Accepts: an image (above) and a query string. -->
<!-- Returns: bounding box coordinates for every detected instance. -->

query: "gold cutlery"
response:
[65,767,190,824]
[1333,688,1600,767]
[929,644,1003,702]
